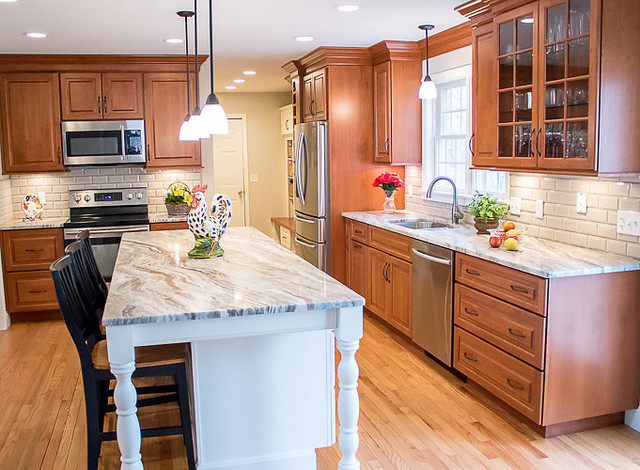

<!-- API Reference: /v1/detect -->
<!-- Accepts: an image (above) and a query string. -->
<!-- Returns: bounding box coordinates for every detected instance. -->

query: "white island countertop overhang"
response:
[103,227,364,470]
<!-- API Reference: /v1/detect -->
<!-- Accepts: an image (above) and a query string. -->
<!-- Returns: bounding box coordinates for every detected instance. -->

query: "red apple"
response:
[489,236,503,248]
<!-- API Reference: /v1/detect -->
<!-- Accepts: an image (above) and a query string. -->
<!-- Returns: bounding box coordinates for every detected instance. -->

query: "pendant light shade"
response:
[419,24,437,101]
[177,10,198,141]
[200,0,229,135]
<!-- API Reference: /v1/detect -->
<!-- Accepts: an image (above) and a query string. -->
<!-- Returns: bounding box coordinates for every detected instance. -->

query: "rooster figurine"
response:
[187,184,232,258]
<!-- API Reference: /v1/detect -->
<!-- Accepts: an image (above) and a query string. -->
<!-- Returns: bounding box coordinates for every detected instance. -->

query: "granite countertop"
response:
[149,215,188,224]
[343,211,640,279]
[103,227,364,326]
[0,217,69,230]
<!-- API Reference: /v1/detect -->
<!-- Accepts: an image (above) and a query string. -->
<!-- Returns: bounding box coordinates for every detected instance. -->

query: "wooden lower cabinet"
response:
[1,228,64,317]
[150,221,188,231]
[347,239,368,299]
[388,258,411,334]
[454,252,640,436]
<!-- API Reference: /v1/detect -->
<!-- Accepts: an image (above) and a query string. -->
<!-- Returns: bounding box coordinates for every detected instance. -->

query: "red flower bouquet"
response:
[373,172,404,197]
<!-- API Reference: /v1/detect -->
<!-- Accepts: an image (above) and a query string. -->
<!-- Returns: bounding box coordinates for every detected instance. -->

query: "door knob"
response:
[238,190,243,196]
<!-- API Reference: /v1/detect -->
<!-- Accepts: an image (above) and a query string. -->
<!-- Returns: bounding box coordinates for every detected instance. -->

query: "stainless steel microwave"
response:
[62,120,146,166]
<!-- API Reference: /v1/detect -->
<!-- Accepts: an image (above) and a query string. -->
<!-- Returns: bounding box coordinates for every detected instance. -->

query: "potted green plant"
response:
[467,191,509,234]
[164,182,193,218]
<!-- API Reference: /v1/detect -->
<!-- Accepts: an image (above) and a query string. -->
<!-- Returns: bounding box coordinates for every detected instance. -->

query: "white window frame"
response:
[421,60,508,205]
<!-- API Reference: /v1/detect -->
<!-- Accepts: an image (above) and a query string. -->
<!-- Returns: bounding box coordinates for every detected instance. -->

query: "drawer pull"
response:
[28,289,47,294]
[354,229,364,235]
[353,243,363,249]
[25,248,44,252]
[507,378,525,391]
[463,352,478,363]
[508,328,527,339]
[465,269,480,276]
[510,285,530,294]
[464,307,479,316]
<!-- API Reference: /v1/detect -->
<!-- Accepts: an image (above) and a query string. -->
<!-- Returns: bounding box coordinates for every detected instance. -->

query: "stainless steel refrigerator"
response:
[293,121,329,271]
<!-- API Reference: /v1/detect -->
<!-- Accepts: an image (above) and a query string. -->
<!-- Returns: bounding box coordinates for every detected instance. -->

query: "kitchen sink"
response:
[388,218,452,230]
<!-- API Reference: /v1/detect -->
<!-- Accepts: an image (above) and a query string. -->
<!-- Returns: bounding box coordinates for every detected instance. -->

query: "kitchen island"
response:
[103,227,364,470]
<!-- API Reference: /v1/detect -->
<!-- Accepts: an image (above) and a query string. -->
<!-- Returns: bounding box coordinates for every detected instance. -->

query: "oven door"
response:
[64,225,149,282]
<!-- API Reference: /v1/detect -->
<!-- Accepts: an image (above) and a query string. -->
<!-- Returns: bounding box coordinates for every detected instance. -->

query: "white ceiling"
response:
[0,0,466,92]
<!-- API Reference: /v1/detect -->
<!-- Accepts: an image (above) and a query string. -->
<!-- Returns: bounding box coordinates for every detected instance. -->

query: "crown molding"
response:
[369,41,422,66]
[418,22,473,59]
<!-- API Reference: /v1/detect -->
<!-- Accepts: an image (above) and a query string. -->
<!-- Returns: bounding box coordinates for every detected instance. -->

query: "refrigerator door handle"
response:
[295,215,315,224]
[300,133,308,205]
[295,132,307,206]
[294,236,316,249]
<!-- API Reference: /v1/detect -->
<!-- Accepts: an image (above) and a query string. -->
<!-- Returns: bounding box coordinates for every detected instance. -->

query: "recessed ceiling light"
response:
[520,17,534,24]
[165,38,183,44]
[233,79,246,84]
[242,70,256,75]
[225,85,237,90]
[336,4,359,12]
[295,36,314,42]
[24,32,48,39]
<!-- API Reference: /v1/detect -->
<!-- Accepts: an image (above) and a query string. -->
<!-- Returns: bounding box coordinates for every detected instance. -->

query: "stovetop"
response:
[64,187,149,228]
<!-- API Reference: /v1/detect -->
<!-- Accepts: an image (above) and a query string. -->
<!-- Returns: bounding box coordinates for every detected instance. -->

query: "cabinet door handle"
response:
[536,128,542,157]
[147,144,151,159]
[510,285,530,294]
[464,307,479,316]
[28,289,47,294]
[57,146,61,163]
[469,133,475,157]
[465,268,480,276]
[382,262,388,282]
[103,95,107,114]
[530,128,536,157]
[507,378,525,391]
[463,352,478,363]
[508,328,527,339]
[97,95,101,107]
[24,248,44,252]
[353,242,363,249]
[385,263,391,283]
[384,139,389,154]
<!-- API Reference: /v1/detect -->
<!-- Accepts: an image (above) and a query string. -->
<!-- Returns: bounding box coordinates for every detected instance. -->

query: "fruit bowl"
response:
[488,227,526,251]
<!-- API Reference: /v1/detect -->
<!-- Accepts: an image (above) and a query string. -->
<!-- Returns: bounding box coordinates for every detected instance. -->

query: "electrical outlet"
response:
[509,197,522,216]
[535,200,544,219]
[38,191,46,204]
[249,174,259,183]
[617,211,640,236]
[577,192,588,215]
[406,184,413,197]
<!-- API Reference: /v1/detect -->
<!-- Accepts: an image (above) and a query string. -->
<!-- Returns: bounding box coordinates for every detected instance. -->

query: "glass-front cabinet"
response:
[538,0,596,170]
[486,0,598,172]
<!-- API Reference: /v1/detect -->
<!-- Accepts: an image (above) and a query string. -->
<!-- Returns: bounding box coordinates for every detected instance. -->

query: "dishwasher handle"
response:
[412,248,451,266]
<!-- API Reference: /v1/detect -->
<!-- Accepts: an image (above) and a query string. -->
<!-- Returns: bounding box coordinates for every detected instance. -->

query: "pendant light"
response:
[186,0,208,138]
[418,24,437,100]
[177,10,198,141]
[199,0,229,135]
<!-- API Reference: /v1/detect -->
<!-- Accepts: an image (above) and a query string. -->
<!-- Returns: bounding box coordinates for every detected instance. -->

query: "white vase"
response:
[383,194,396,214]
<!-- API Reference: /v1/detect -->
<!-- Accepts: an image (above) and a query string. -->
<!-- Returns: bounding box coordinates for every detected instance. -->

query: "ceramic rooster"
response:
[187,184,232,258]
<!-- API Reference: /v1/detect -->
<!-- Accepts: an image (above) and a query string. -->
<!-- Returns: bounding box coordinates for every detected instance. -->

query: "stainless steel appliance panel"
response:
[294,212,326,244]
[62,120,146,166]
[411,240,454,366]
[294,121,328,218]
[293,234,327,271]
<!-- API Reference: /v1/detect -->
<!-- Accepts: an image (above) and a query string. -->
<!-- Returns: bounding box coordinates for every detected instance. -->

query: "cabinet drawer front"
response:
[4,271,60,313]
[369,227,412,262]
[350,221,370,244]
[2,229,64,271]
[455,284,546,369]
[454,328,543,423]
[455,253,547,315]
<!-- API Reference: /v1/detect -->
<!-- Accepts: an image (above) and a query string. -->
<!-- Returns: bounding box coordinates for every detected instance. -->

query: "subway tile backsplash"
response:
[4,167,202,221]
[404,165,640,259]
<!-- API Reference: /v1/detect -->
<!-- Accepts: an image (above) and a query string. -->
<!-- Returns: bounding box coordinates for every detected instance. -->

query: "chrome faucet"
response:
[425,176,464,224]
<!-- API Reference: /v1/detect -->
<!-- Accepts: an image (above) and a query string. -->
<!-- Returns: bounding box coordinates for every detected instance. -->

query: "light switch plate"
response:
[617,211,640,236]
[535,200,544,219]
[509,197,522,216]
[38,191,46,204]
[577,192,588,214]
[249,174,259,183]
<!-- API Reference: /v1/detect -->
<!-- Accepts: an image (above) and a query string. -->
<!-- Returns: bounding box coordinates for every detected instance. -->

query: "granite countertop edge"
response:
[0,217,69,230]
[343,211,640,279]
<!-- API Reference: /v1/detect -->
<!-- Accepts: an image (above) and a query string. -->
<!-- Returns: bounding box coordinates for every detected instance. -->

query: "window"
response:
[422,56,507,202]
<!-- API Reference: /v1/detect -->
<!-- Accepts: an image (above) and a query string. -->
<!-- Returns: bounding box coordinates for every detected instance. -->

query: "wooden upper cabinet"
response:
[373,62,391,163]
[464,0,640,175]
[60,73,102,120]
[61,72,143,120]
[371,42,422,165]
[144,72,201,169]
[0,73,63,174]
[301,69,327,122]
[102,73,144,119]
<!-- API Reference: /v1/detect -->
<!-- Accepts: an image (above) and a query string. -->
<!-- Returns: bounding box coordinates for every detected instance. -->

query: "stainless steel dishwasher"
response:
[411,239,454,366]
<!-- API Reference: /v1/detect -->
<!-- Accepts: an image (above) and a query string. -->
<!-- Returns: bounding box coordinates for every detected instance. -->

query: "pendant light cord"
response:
[184,15,191,112]
[424,29,430,77]
[194,0,199,108]
[208,0,214,94]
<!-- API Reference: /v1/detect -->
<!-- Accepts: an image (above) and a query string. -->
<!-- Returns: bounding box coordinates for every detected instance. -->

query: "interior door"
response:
[213,117,247,227]
[60,73,102,120]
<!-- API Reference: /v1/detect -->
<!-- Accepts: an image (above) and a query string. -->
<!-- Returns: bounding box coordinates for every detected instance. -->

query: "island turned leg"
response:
[107,326,143,470]
[335,306,364,470]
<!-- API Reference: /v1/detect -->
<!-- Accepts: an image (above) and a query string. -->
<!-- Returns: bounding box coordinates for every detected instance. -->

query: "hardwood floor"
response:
[1,314,640,469]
